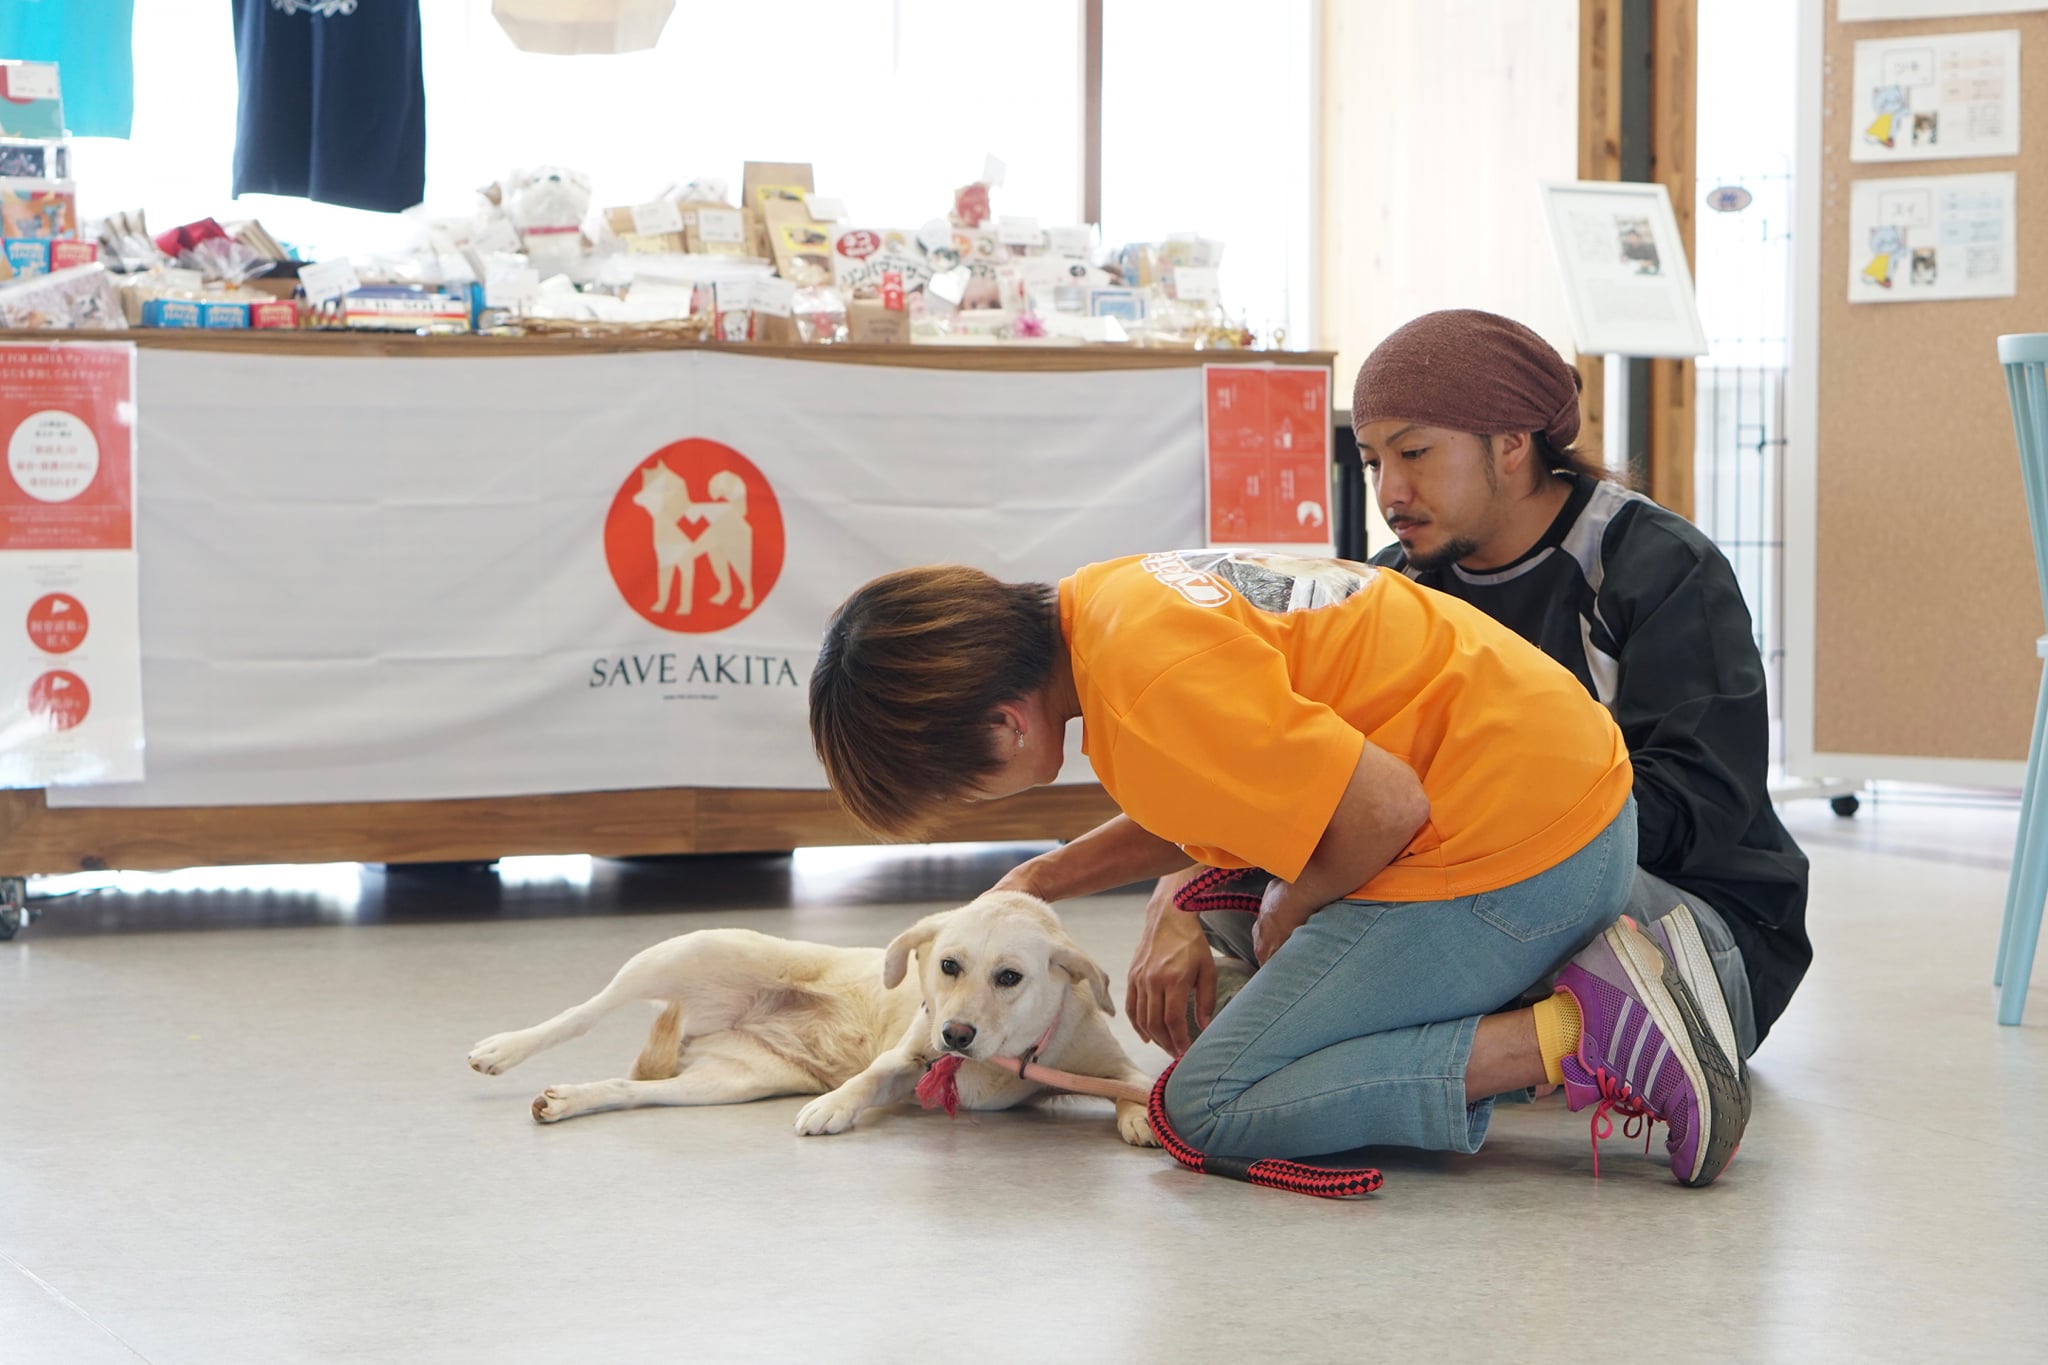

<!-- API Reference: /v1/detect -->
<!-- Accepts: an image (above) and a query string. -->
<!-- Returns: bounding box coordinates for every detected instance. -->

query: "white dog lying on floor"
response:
[467,891,1160,1147]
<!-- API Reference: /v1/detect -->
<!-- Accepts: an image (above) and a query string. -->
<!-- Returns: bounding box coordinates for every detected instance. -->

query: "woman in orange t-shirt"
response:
[812,550,1743,1186]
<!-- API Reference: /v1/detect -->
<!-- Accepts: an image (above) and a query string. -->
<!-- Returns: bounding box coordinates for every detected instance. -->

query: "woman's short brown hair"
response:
[810,565,1059,840]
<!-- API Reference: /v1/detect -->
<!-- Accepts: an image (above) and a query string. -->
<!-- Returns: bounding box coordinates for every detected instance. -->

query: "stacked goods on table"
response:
[5,119,1259,348]
[0,60,121,331]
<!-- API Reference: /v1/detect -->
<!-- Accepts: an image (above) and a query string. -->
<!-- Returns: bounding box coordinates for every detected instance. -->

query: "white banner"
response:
[0,342,146,788]
[52,350,1212,808]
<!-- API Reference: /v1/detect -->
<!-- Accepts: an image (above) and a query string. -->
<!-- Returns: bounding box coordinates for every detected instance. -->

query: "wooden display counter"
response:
[0,331,1331,883]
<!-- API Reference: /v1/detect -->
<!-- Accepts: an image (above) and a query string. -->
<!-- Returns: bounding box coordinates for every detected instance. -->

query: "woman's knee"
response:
[1159,1047,1236,1149]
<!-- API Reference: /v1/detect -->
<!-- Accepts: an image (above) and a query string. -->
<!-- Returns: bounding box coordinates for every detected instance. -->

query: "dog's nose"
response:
[941,1021,977,1052]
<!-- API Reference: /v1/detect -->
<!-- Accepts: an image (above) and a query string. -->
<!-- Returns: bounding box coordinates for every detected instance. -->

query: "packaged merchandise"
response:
[1,179,76,239]
[0,140,68,180]
[94,149,1260,350]
[743,161,814,215]
[313,284,471,333]
[0,263,127,330]
[2,238,98,276]
[762,199,835,288]
[140,297,203,328]
[831,228,931,298]
[0,63,63,139]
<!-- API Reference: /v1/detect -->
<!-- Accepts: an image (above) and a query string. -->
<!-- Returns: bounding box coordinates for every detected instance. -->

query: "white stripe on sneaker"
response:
[1656,908,1741,1070]
[1624,1003,1654,1083]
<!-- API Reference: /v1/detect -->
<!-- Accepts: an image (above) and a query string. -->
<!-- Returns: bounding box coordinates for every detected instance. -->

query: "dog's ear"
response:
[882,912,948,989]
[1050,938,1115,1015]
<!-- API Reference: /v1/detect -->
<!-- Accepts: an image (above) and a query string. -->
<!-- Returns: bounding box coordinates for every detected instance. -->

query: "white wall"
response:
[1316,0,1582,404]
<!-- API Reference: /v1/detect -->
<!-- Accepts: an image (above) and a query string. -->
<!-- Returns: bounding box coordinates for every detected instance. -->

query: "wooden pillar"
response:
[1081,0,1103,226]
[1576,0,1697,517]
[1648,0,1697,520]
[1576,0,1621,466]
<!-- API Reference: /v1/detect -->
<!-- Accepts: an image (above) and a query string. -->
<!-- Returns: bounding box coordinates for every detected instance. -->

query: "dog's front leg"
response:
[1114,1088,1161,1148]
[793,1042,924,1137]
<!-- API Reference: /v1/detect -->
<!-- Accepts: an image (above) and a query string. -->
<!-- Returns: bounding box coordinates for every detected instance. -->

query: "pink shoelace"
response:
[1585,1067,1660,1178]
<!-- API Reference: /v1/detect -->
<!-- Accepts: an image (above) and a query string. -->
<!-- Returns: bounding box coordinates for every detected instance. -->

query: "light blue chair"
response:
[1995,333,2048,1025]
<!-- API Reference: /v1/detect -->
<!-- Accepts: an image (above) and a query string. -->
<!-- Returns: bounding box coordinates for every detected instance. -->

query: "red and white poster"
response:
[0,342,145,787]
[1203,363,1334,552]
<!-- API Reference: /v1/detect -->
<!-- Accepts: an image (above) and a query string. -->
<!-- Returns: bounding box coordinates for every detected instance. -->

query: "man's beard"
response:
[1405,535,1480,571]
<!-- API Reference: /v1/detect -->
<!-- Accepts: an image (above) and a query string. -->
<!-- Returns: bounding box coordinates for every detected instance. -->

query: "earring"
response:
[1015,728,1025,749]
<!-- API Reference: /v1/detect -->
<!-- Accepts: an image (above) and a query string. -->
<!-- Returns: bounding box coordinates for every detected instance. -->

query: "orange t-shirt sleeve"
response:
[1107,635,1367,883]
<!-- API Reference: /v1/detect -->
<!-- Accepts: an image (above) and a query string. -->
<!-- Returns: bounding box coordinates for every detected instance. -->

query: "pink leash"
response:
[915,1001,1143,1113]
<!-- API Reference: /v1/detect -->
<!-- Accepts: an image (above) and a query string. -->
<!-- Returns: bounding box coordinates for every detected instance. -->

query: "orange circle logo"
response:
[27,669,89,731]
[604,438,785,633]
[26,591,87,654]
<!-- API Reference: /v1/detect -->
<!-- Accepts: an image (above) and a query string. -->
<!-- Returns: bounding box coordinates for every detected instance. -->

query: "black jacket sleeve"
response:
[1597,517,1775,872]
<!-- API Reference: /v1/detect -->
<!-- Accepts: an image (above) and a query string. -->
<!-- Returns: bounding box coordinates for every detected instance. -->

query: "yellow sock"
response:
[1532,992,1583,1087]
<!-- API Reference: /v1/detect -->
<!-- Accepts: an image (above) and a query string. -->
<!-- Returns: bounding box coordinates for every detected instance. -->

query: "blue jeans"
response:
[1161,799,1638,1160]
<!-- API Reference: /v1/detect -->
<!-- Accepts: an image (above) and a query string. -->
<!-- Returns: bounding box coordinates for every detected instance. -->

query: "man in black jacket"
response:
[1351,309,1809,1057]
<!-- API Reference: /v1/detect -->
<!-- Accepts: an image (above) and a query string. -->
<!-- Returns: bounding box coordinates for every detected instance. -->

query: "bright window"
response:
[66,1,1313,331]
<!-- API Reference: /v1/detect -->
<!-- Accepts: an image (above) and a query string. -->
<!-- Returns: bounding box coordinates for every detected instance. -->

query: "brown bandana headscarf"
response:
[1351,309,1583,448]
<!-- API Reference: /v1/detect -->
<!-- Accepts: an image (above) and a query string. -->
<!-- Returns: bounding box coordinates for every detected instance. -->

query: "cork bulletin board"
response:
[1789,0,2048,784]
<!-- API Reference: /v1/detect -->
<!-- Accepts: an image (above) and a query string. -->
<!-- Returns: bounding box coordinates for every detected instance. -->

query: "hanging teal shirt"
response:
[0,0,135,139]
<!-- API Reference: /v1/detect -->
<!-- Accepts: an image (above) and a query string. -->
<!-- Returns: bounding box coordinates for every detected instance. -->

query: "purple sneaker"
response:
[1553,916,1748,1186]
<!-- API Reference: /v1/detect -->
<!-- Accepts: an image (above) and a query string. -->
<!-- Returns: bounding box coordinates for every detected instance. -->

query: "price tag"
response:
[804,195,848,222]
[880,270,905,312]
[997,216,1044,248]
[475,218,522,254]
[752,277,796,318]
[1,62,59,101]
[1174,266,1221,303]
[1047,226,1093,259]
[982,154,1008,188]
[696,208,746,244]
[485,264,540,309]
[929,267,970,307]
[630,200,685,237]
[714,279,754,314]
[299,257,361,304]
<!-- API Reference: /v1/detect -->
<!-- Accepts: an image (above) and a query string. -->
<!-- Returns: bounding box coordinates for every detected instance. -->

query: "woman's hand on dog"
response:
[1127,868,1215,1057]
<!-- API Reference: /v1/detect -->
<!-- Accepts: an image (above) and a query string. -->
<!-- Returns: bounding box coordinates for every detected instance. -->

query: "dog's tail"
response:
[630,1001,685,1080]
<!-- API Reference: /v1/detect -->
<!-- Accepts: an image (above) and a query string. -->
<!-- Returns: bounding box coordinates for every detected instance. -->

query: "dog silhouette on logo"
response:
[632,463,757,615]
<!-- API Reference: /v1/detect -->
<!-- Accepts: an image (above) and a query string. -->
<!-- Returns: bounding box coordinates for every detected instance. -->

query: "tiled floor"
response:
[2,795,2043,1364]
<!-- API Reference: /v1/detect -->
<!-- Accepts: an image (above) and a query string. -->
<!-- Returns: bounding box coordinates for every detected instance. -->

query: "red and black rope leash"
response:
[1155,864,1384,1197]
[1145,1060,1383,1199]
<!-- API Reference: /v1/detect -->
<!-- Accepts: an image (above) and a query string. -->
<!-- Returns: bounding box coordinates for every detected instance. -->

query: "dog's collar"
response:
[1013,994,1066,1073]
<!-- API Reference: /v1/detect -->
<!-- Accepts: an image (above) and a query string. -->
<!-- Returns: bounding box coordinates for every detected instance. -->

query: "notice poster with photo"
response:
[1847,172,2017,303]
[1541,181,1710,358]
[1203,365,1334,552]
[0,342,145,787]
[1852,30,2021,162]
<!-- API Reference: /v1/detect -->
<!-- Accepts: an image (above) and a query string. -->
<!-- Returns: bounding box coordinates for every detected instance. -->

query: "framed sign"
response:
[1540,180,1710,358]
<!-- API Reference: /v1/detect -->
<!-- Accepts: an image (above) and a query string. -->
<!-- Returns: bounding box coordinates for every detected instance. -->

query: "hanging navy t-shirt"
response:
[232,0,426,214]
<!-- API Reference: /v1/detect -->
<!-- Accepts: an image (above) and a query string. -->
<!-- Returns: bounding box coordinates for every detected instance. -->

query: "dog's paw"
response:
[531,1087,580,1123]
[1117,1102,1161,1148]
[468,1030,536,1076]
[794,1092,864,1137]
